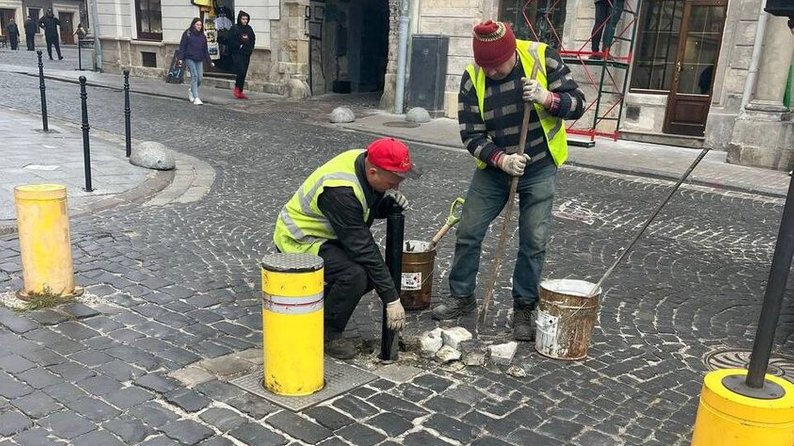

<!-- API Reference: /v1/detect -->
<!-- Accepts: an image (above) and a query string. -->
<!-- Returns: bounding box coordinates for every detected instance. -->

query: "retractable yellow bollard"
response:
[691,368,794,445]
[15,184,83,300]
[261,253,324,396]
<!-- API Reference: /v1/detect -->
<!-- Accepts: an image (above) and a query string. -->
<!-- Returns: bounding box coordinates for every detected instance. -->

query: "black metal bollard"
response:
[123,69,131,157]
[79,76,93,192]
[37,50,48,131]
[380,211,404,362]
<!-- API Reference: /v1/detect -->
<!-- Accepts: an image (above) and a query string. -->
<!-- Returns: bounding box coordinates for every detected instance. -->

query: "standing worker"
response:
[273,138,417,359]
[39,8,63,60]
[227,10,254,100]
[24,15,36,51]
[431,20,585,341]
[5,18,19,51]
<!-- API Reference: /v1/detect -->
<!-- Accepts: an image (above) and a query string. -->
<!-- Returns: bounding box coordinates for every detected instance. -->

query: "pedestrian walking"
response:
[273,138,418,359]
[431,20,585,341]
[226,10,254,99]
[5,18,20,50]
[24,15,36,51]
[179,18,214,105]
[38,8,63,60]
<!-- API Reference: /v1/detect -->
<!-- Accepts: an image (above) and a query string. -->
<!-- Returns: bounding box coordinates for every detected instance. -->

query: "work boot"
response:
[232,87,241,98]
[512,305,535,342]
[324,336,357,360]
[431,295,476,320]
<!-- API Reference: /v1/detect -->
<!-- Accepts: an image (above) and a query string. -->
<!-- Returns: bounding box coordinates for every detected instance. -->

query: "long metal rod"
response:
[37,51,48,132]
[380,211,404,361]
[123,69,131,157]
[746,173,794,388]
[79,76,93,192]
[589,147,710,295]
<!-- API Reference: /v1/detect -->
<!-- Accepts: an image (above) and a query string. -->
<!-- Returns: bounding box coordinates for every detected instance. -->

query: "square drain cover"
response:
[229,358,376,411]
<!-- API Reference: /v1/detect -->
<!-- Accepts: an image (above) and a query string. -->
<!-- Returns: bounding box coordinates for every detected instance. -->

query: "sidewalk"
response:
[0,107,169,234]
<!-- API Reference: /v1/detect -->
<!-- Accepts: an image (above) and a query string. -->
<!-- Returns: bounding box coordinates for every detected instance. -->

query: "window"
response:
[630,0,684,92]
[141,51,157,67]
[135,0,162,41]
[500,0,567,49]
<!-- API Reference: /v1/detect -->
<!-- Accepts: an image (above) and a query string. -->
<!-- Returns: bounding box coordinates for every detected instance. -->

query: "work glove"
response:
[522,78,552,108]
[496,152,530,176]
[386,300,406,331]
[384,189,408,212]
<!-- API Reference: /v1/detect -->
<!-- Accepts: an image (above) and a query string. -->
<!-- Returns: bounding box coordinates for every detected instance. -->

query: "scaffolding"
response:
[505,0,643,145]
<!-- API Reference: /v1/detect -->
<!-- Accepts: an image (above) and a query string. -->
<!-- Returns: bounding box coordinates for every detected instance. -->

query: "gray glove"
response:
[384,189,408,212]
[496,153,530,176]
[522,78,552,107]
[386,300,406,331]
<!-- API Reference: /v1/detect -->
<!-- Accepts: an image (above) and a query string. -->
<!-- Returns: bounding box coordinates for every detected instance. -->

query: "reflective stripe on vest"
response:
[465,40,568,169]
[273,150,370,255]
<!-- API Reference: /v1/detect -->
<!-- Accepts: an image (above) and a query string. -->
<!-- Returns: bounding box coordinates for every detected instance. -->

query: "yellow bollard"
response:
[691,368,794,446]
[14,184,82,300]
[261,253,324,396]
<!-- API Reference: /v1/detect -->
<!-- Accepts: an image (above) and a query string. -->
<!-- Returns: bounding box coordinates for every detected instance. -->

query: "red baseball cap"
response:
[366,138,419,178]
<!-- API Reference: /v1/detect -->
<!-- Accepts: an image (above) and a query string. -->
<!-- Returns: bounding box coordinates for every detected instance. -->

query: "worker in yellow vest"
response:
[274,138,418,359]
[432,20,585,341]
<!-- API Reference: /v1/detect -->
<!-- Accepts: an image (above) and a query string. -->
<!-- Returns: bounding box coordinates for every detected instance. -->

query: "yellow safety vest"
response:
[465,39,568,169]
[274,150,370,255]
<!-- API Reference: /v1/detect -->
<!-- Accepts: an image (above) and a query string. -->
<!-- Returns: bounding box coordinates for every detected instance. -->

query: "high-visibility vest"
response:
[465,39,568,169]
[274,150,370,255]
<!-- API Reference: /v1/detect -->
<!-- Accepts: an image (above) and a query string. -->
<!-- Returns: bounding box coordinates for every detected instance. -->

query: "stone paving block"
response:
[60,302,100,319]
[69,350,116,367]
[28,309,70,325]
[104,386,155,409]
[199,356,256,379]
[226,392,279,419]
[198,437,235,446]
[48,361,96,382]
[165,388,212,412]
[140,434,185,445]
[349,385,378,399]
[65,395,121,422]
[12,426,61,446]
[16,367,62,390]
[55,320,101,340]
[199,407,247,432]
[507,428,565,445]
[574,429,619,446]
[108,328,146,343]
[394,382,433,402]
[0,409,33,436]
[425,413,477,443]
[74,429,126,446]
[135,373,182,394]
[127,401,180,428]
[367,412,413,437]
[103,415,154,444]
[470,436,513,446]
[266,410,333,444]
[41,381,89,405]
[229,422,288,446]
[0,308,38,333]
[303,405,355,431]
[401,430,455,446]
[96,359,145,381]
[11,389,63,418]
[76,374,123,396]
[411,373,454,393]
[0,353,36,373]
[443,384,488,405]
[331,395,380,419]
[160,419,214,445]
[424,395,471,418]
[366,393,428,421]
[441,327,473,350]
[169,366,216,387]
[335,422,386,446]
[194,379,244,401]
[39,411,96,439]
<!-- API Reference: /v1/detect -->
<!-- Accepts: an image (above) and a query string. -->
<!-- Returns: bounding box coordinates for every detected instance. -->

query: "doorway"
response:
[662,0,727,136]
[59,12,74,44]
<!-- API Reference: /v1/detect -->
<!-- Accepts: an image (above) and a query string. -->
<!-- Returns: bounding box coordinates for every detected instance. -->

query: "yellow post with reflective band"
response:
[261,253,324,396]
[15,184,82,300]
[691,368,794,445]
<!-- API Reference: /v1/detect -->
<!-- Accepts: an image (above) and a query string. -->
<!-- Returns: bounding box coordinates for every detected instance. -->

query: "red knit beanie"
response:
[472,20,517,69]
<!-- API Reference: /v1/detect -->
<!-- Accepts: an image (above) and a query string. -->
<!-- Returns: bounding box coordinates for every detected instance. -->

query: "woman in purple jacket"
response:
[179,18,214,105]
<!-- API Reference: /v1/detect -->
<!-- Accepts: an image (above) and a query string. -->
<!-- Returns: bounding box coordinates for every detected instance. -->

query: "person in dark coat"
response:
[179,18,215,105]
[5,19,20,50]
[24,16,37,50]
[39,8,63,60]
[227,10,255,99]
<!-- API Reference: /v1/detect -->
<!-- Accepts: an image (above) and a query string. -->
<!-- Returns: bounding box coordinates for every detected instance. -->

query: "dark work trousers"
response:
[26,34,34,50]
[232,53,251,90]
[591,1,611,52]
[45,37,62,60]
[318,241,374,336]
[10,36,18,50]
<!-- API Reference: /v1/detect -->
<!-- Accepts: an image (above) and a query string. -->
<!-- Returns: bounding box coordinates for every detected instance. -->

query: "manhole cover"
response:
[382,121,420,128]
[229,358,376,411]
[704,349,794,383]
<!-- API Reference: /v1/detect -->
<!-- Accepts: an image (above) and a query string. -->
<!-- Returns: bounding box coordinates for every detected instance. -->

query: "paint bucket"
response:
[535,279,600,360]
[400,240,436,310]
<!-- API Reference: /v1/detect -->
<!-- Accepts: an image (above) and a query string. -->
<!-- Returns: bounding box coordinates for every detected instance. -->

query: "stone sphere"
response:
[130,141,175,170]
[406,107,431,123]
[329,107,355,123]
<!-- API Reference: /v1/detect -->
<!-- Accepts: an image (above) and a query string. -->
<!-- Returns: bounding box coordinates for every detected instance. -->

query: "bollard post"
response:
[261,253,325,396]
[79,76,93,192]
[36,50,48,132]
[123,69,131,157]
[380,211,404,362]
[14,184,83,300]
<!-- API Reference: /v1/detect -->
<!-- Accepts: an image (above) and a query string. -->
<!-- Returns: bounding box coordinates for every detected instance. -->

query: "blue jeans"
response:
[185,59,203,99]
[448,161,557,308]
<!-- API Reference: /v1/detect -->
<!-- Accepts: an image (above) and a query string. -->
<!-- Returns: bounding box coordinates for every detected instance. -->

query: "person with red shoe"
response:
[227,11,255,99]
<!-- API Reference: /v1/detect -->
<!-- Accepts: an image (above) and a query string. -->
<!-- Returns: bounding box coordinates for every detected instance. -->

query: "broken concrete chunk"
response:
[442,327,473,350]
[488,341,518,366]
[419,328,444,358]
[506,365,527,378]
[436,345,462,363]
[462,351,487,367]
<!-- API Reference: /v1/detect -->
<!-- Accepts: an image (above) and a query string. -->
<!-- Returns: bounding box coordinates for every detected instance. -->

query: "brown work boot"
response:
[431,295,476,320]
[512,305,535,342]
[324,336,358,360]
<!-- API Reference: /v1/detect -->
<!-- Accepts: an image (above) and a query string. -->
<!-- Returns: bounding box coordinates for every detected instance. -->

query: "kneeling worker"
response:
[273,138,418,359]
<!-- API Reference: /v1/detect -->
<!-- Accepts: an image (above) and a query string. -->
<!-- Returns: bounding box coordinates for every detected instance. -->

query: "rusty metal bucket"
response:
[400,240,435,310]
[535,279,600,360]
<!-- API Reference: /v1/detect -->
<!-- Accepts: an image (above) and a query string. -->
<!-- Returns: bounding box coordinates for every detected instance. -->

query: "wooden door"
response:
[662,0,727,136]
[59,12,73,44]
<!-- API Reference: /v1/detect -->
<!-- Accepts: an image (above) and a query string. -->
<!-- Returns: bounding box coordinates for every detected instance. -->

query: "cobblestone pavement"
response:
[0,70,792,446]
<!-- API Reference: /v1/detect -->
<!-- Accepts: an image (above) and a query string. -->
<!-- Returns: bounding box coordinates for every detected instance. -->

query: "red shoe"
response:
[238,89,249,100]
[233,87,242,99]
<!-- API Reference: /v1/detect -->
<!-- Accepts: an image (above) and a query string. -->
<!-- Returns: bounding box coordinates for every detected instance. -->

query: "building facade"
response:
[2,0,86,46]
